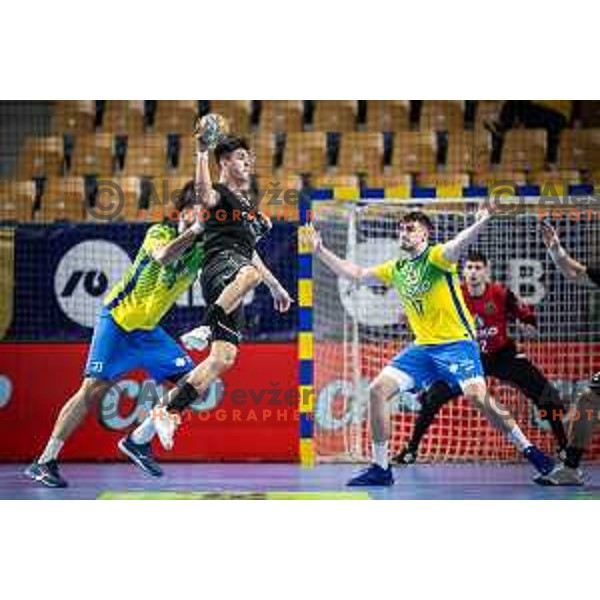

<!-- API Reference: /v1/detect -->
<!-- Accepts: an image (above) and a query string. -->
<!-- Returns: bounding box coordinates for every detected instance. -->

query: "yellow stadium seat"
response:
[337,132,384,175]
[446,131,475,173]
[282,132,327,174]
[559,129,600,171]
[312,101,358,132]
[123,134,167,176]
[209,101,252,133]
[0,181,35,221]
[471,170,528,188]
[71,134,114,176]
[472,131,493,172]
[260,101,304,132]
[417,173,469,192]
[312,173,361,189]
[500,129,547,171]
[17,135,64,178]
[530,170,580,186]
[474,101,503,132]
[421,101,465,132]
[102,100,145,135]
[41,177,87,222]
[53,101,96,133]
[391,132,437,174]
[365,101,410,132]
[153,101,198,134]
[250,132,276,173]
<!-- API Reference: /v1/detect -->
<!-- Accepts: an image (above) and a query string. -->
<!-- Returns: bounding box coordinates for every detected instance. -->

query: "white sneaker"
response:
[181,326,211,351]
[153,408,181,451]
[533,464,585,486]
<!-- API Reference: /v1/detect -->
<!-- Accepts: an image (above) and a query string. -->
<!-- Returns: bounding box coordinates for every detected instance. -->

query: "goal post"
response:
[311,197,600,463]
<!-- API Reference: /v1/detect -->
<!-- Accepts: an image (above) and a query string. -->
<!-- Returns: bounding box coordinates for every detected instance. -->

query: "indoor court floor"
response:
[3,463,600,499]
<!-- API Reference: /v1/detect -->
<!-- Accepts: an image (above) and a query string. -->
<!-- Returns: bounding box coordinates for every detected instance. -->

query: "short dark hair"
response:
[214,135,250,164]
[173,179,196,212]
[466,249,488,266]
[401,211,434,233]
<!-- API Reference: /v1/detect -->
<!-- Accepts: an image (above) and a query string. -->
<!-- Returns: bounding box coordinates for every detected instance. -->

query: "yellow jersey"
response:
[372,243,476,345]
[104,222,204,331]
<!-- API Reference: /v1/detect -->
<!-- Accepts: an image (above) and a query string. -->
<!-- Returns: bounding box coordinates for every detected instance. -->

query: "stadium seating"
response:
[209,101,252,133]
[250,132,276,173]
[391,131,437,174]
[337,132,384,175]
[17,135,64,178]
[101,101,145,135]
[71,134,114,177]
[3,100,600,225]
[153,101,197,134]
[364,101,410,132]
[259,101,304,132]
[559,129,600,171]
[40,177,87,222]
[53,101,96,133]
[123,134,167,176]
[421,101,465,132]
[500,129,547,171]
[282,132,327,175]
[312,101,358,132]
[0,180,34,221]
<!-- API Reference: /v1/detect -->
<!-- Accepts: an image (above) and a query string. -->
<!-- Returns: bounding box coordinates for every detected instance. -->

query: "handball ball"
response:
[195,113,230,148]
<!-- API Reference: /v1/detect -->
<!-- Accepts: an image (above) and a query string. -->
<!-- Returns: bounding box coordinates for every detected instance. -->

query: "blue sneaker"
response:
[25,460,68,488]
[524,445,554,476]
[347,463,394,487]
[118,436,163,477]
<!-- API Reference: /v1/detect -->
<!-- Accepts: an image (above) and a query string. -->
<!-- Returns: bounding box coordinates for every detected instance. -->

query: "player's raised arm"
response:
[307,224,381,284]
[542,221,594,286]
[193,115,226,208]
[252,251,293,312]
[440,201,494,263]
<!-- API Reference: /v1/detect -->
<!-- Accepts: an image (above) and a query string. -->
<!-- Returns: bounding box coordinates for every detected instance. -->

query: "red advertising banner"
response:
[0,343,299,462]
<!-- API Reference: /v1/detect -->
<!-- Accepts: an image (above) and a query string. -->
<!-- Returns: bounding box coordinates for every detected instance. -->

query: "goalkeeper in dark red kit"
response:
[393,249,568,464]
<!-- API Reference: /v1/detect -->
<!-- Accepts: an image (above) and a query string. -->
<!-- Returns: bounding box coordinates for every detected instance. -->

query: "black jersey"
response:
[203,183,269,263]
[588,263,600,287]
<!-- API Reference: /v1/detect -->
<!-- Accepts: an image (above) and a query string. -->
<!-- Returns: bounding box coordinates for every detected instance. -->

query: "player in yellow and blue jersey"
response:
[26,181,204,488]
[309,204,554,486]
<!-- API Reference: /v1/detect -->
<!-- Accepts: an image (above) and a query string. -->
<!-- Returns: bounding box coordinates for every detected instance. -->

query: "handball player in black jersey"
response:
[147,120,293,450]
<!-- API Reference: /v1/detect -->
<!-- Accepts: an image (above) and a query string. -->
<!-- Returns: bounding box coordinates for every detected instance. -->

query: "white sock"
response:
[131,417,156,445]
[372,441,389,470]
[508,425,532,453]
[38,438,64,464]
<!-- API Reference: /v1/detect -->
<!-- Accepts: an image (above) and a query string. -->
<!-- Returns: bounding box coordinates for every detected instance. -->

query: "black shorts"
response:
[200,250,253,345]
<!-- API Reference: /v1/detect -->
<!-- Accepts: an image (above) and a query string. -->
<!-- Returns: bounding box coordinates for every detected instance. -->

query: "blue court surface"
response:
[3,463,600,500]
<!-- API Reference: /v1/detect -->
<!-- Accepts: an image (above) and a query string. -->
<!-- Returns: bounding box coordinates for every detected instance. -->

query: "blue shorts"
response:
[84,307,194,382]
[384,340,484,393]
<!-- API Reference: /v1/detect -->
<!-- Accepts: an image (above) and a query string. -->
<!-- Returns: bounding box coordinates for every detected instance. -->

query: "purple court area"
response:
[3,463,600,500]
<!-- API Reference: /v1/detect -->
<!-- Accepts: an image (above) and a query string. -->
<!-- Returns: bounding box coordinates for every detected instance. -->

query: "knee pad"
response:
[168,382,200,413]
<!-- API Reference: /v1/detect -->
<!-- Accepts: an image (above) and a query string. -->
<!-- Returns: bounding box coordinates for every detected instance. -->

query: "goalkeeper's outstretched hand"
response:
[541,220,560,250]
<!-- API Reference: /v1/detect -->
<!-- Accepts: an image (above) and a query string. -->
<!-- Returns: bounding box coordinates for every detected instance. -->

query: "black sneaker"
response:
[118,436,163,477]
[25,460,68,488]
[392,446,417,465]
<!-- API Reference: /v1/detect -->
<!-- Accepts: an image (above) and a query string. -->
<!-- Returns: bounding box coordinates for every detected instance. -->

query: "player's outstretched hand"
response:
[271,285,293,313]
[541,221,560,249]
[305,224,323,254]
